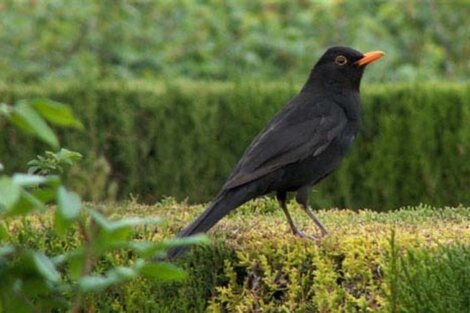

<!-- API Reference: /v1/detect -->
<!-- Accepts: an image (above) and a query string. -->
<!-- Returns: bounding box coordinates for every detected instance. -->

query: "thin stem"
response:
[71,218,97,313]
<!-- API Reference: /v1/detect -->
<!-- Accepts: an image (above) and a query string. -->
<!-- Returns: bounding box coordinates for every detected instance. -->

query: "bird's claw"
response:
[292,229,323,241]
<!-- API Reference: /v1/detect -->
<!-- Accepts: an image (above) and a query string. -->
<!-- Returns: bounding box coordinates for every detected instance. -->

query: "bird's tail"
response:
[166,187,254,260]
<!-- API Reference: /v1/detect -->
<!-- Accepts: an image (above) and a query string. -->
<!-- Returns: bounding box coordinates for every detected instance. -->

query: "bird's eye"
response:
[335,55,348,66]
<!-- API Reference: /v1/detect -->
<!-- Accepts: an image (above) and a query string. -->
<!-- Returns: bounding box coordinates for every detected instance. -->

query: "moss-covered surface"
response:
[3,198,470,312]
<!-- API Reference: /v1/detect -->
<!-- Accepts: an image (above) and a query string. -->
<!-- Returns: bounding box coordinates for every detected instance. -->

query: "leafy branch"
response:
[0,99,206,312]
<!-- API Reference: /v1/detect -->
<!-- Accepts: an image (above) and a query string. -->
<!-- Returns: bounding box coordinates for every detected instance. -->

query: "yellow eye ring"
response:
[335,55,348,66]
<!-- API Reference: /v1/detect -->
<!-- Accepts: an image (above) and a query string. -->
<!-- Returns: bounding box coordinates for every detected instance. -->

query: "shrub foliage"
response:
[1,1,469,83]
[1,81,470,209]
[0,99,206,312]
[2,199,469,312]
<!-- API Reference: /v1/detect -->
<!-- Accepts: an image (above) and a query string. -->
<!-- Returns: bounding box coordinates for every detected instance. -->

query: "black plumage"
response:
[168,46,384,259]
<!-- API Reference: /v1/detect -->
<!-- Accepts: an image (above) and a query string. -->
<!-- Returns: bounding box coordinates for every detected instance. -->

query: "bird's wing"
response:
[223,95,348,189]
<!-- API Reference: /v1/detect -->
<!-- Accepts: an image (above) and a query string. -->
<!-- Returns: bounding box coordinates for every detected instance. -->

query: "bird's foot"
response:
[292,229,322,241]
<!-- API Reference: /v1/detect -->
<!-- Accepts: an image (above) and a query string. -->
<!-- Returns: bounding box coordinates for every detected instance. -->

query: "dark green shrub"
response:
[1,81,470,210]
[388,242,470,313]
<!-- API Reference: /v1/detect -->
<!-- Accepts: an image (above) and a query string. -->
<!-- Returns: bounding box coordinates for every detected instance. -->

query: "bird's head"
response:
[307,46,384,92]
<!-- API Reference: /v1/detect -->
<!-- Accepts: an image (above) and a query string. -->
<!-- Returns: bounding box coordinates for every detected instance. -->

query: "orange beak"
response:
[355,51,385,66]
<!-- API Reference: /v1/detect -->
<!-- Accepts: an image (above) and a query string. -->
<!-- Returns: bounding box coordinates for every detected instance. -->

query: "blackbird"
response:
[168,46,384,259]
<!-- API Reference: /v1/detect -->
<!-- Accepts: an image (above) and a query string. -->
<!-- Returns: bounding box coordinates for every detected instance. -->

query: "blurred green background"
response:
[1,0,470,209]
[1,0,469,84]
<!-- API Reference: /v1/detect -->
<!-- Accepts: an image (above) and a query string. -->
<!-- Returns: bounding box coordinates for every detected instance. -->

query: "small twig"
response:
[71,216,97,313]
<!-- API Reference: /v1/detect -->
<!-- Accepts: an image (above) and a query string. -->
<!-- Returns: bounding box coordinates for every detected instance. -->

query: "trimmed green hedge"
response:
[1,81,470,209]
[2,200,470,312]
[389,241,470,313]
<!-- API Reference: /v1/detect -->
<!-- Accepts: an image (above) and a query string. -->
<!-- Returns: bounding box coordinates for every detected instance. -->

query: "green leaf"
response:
[23,192,48,213]
[159,234,209,249]
[88,209,162,252]
[128,241,158,256]
[16,189,47,214]
[0,223,8,240]
[54,216,69,237]
[52,249,83,266]
[67,251,85,280]
[87,210,126,252]
[113,266,138,280]
[79,275,116,292]
[107,216,162,230]
[12,174,48,186]
[0,103,12,117]
[87,209,111,230]
[128,235,209,258]
[32,99,83,129]
[0,176,21,212]
[55,187,82,235]
[55,148,83,165]
[79,266,138,292]
[33,252,61,283]
[139,262,187,281]
[10,101,59,148]
[88,209,161,231]
[1,292,34,313]
[33,186,59,203]
[0,245,15,257]
[57,187,81,220]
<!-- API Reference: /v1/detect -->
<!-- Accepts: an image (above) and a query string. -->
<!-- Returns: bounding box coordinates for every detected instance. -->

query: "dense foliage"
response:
[0,99,205,312]
[1,0,469,83]
[2,81,470,210]
[3,199,470,312]
[2,1,468,311]
[388,241,470,313]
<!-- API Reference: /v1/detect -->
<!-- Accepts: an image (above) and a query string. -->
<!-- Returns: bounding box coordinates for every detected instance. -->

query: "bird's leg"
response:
[277,191,297,234]
[296,187,329,237]
[277,191,319,240]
